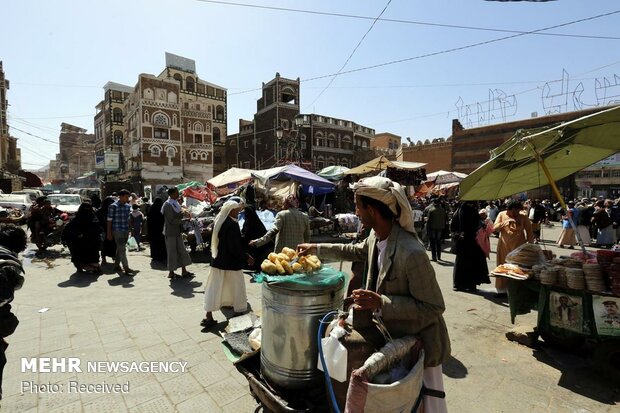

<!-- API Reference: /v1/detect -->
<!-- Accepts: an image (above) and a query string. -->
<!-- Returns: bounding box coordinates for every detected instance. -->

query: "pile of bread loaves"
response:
[260,247,322,275]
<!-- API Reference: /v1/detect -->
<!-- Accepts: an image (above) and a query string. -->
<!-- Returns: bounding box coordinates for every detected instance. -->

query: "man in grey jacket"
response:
[162,187,194,279]
[249,194,310,253]
[298,177,450,412]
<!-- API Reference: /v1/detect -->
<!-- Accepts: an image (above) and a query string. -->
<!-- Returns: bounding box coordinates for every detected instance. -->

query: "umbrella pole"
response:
[536,158,588,255]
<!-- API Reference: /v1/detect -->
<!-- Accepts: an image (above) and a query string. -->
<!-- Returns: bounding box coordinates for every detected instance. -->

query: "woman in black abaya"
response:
[451,200,491,291]
[147,198,167,262]
[242,205,273,271]
[96,197,116,266]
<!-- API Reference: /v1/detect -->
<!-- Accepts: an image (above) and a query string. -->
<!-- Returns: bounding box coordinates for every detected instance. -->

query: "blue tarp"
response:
[252,164,336,195]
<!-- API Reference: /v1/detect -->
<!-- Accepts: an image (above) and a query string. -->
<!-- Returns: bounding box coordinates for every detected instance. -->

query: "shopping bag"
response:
[127,236,138,251]
[317,324,348,382]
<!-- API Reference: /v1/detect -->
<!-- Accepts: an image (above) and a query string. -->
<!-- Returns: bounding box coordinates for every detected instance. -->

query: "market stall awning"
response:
[176,181,203,191]
[317,165,350,181]
[344,156,426,175]
[425,170,468,185]
[252,164,335,195]
[459,105,620,201]
[208,167,254,188]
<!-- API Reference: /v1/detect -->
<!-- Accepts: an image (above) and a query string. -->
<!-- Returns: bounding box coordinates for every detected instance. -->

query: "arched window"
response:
[342,135,351,150]
[144,110,150,123]
[150,145,161,157]
[315,132,324,147]
[113,108,123,123]
[153,112,169,126]
[173,74,183,88]
[190,151,198,160]
[216,105,224,121]
[194,122,203,132]
[172,114,178,127]
[166,147,176,158]
[200,152,208,161]
[185,76,195,92]
[113,131,123,145]
[213,127,221,143]
[327,134,336,148]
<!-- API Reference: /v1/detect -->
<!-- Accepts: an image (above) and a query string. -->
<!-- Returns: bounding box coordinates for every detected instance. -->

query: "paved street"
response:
[3,224,619,412]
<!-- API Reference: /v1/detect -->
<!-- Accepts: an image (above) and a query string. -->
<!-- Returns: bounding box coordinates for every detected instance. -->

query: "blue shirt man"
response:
[106,189,135,274]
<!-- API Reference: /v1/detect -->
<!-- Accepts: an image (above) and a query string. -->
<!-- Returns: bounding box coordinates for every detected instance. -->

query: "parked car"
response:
[78,188,101,201]
[12,188,45,203]
[47,194,83,214]
[0,193,33,219]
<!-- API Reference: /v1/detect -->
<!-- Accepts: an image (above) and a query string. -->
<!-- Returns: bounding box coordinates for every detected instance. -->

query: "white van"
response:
[0,194,33,217]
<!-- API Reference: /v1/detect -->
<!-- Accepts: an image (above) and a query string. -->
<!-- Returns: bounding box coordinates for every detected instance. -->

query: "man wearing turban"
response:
[298,176,450,412]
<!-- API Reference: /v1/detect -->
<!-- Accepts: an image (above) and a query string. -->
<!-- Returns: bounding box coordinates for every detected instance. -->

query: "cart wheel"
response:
[593,341,620,382]
[539,330,586,351]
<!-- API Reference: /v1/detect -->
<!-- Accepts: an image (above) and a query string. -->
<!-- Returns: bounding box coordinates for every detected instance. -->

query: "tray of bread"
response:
[491,263,531,280]
[259,247,321,275]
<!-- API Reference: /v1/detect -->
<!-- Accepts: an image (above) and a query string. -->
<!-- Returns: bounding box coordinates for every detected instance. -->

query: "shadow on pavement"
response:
[470,289,510,308]
[169,279,203,298]
[57,271,101,288]
[443,356,468,379]
[107,273,135,288]
[149,260,168,270]
[189,251,212,264]
[201,320,227,335]
[532,346,620,405]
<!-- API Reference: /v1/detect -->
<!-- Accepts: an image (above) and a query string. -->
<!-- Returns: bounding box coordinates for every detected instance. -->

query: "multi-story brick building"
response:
[0,61,25,192]
[231,73,374,171]
[120,53,226,186]
[48,123,96,182]
[94,82,134,175]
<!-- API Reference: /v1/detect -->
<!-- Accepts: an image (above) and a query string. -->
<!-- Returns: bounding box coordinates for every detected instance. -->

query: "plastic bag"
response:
[127,236,138,251]
[254,265,347,287]
[317,322,348,382]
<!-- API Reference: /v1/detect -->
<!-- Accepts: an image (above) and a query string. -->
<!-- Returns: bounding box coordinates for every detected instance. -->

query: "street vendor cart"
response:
[221,248,426,412]
[493,248,620,381]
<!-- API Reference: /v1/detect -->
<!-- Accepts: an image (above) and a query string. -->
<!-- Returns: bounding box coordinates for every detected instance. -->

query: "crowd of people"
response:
[409,195,620,296]
[7,182,620,412]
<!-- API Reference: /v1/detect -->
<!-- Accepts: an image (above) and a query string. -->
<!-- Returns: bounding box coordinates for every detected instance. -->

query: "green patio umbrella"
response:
[460,106,620,202]
[459,105,620,253]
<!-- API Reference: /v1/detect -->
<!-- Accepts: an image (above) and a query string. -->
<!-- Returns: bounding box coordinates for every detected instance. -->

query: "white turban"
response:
[350,176,417,236]
[211,199,244,259]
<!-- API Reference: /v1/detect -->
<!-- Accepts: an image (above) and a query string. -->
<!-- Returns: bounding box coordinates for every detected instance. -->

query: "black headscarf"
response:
[74,203,96,225]
[96,197,115,229]
[242,205,267,241]
[148,198,164,221]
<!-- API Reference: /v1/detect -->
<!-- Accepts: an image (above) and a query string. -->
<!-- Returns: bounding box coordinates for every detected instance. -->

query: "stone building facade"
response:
[94,82,134,175]
[106,53,226,186]
[0,62,22,174]
[48,123,96,182]
[399,137,452,173]
[231,73,374,171]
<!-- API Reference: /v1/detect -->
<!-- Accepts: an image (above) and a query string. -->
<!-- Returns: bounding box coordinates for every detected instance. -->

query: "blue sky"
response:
[2,0,619,170]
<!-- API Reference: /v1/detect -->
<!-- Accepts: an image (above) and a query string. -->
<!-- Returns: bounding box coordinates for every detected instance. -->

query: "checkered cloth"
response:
[107,201,131,232]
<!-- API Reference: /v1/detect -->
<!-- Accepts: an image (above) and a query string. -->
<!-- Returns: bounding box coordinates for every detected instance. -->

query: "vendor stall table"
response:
[502,275,620,380]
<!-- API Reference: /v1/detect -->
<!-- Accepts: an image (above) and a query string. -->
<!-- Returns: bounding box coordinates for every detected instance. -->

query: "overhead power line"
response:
[10,126,59,144]
[306,0,392,109]
[228,9,620,97]
[196,0,620,40]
